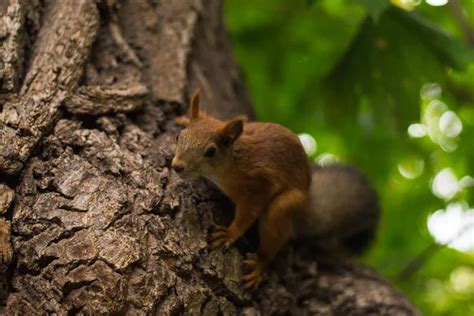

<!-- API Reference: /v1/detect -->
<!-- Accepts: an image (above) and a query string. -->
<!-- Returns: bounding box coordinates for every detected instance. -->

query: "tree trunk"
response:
[0,0,419,315]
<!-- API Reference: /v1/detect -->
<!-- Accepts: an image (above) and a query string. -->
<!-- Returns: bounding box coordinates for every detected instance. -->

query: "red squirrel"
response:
[172,90,380,289]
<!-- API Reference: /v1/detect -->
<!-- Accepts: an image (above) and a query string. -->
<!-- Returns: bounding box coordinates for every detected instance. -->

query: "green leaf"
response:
[352,0,390,21]
[390,6,474,70]
[323,10,443,130]
[322,5,474,131]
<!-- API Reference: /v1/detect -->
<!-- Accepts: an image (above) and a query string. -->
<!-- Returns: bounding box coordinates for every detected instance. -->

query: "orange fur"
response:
[173,90,311,289]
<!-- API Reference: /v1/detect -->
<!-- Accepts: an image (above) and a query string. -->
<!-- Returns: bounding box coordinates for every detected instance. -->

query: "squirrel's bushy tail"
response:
[341,221,377,255]
[296,164,380,256]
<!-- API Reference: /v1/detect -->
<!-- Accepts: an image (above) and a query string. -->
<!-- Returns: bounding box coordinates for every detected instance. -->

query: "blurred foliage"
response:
[224,0,474,314]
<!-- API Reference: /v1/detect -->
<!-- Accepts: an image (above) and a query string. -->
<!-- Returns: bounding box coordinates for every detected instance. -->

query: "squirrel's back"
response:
[232,122,312,193]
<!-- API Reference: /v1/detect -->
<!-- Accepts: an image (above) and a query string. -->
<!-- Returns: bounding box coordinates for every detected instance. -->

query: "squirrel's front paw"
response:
[242,253,264,290]
[208,224,236,250]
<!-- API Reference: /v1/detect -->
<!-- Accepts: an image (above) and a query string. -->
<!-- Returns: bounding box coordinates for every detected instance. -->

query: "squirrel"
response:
[172,90,380,290]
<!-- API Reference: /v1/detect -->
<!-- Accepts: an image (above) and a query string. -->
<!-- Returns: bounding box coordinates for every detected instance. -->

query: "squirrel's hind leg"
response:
[243,189,306,290]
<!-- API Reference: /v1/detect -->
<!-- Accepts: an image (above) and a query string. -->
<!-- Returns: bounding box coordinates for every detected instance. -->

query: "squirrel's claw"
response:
[210,231,227,239]
[242,270,263,291]
[243,253,263,290]
[210,224,227,232]
[242,253,258,267]
[208,224,234,250]
[210,224,227,231]
[242,259,256,267]
[210,239,231,250]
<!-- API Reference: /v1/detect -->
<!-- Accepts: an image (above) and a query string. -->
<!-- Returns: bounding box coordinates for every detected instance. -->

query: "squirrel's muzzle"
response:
[171,157,185,173]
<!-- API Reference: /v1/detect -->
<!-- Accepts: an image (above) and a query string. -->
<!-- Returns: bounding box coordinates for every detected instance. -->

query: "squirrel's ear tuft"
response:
[218,116,246,146]
[189,89,201,120]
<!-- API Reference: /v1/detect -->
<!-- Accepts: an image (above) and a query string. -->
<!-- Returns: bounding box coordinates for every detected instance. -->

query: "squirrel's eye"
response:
[204,146,216,158]
[175,132,181,141]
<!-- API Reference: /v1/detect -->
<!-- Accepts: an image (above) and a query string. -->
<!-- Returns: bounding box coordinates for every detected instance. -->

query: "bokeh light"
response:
[425,0,448,6]
[420,83,442,101]
[439,111,463,138]
[459,176,474,189]
[427,202,474,252]
[298,133,317,156]
[391,0,422,10]
[431,168,459,200]
[398,157,425,179]
[450,266,474,294]
[420,96,463,152]
[315,153,339,166]
[407,123,428,138]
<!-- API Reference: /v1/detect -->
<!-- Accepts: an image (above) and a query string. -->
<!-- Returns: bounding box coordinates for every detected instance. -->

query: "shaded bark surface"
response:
[0,0,419,315]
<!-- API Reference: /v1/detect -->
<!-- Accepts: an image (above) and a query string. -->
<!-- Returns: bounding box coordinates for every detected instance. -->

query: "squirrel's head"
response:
[172,90,246,178]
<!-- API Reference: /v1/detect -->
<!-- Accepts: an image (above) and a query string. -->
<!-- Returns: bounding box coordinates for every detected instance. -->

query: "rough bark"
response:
[0,0,28,91]
[0,0,99,175]
[0,0,419,315]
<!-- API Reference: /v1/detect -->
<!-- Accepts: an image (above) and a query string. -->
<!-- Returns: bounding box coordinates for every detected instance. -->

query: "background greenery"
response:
[224,0,474,314]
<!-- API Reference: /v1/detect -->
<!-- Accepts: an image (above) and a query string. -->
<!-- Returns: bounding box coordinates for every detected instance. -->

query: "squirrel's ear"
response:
[189,89,201,120]
[217,116,246,146]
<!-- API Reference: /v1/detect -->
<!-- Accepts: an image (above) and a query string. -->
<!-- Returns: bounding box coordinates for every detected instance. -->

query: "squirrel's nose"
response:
[171,158,185,173]
[173,164,184,173]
